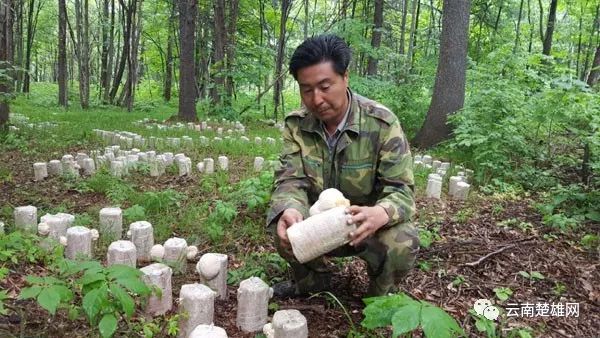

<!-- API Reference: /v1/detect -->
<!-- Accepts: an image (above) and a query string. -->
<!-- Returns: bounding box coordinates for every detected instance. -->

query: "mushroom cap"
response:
[196,254,221,280]
[150,244,165,261]
[37,223,50,236]
[186,245,198,260]
[318,188,346,210]
[59,236,68,246]
[90,229,99,240]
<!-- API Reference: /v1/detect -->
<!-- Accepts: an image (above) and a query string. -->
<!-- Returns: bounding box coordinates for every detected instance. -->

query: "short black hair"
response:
[288,34,352,80]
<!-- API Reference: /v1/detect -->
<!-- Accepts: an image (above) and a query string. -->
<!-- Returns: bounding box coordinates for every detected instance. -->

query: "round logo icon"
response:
[473,299,499,320]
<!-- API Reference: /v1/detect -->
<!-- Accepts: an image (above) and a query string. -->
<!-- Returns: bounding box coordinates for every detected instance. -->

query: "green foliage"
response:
[362,293,464,338]
[227,252,287,285]
[518,271,545,281]
[536,184,599,230]
[580,234,599,251]
[203,200,237,242]
[20,258,151,338]
[469,309,497,338]
[448,51,600,195]
[493,287,513,301]
[419,226,441,249]
[19,275,73,315]
[0,231,52,265]
[123,205,147,223]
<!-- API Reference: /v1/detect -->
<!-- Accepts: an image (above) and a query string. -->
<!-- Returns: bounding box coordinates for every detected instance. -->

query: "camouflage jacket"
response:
[267,90,416,227]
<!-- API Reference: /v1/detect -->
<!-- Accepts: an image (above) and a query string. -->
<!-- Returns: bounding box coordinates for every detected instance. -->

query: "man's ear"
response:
[343,71,349,82]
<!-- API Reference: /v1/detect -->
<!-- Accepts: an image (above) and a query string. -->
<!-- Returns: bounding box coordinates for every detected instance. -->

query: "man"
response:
[267,35,418,298]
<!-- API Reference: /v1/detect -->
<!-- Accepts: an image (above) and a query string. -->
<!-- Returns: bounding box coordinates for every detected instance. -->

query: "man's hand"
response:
[276,208,304,248]
[346,205,389,246]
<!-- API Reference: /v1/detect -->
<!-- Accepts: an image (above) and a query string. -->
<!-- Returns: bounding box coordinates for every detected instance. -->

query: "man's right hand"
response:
[276,208,304,248]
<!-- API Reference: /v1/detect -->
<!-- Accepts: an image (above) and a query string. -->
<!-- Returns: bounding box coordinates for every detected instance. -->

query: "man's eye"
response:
[321,86,330,91]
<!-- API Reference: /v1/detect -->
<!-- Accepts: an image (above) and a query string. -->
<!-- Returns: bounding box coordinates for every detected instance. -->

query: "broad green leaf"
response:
[83,285,108,322]
[107,264,141,280]
[99,313,118,338]
[530,271,545,280]
[110,284,134,318]
[37,288,61,315]
[361,294,416,329]
[420,303,464,338]
[518,271,530,278]
[117,277,150,295]
[25,275,44,284]
[50,284,73,302]
[79,272,106,286]
[19,286,42,299]
[390,302,421,337]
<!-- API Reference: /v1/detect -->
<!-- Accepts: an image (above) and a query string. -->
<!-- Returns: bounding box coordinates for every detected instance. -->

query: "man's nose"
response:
[313,89,325,106]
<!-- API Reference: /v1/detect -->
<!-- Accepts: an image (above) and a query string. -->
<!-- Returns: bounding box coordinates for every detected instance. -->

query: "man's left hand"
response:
[346,205,389,246]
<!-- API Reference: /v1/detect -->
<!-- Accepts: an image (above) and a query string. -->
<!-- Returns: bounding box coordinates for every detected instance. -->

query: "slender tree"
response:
[542,0,558,55]
[0,0,14,128]
[23,0,43,93]
[514,0,525,53]
[58,0,68,107]
[588,45,600,86]
[366,0,383,76]
[413,0,471,148]
[178,0,197,121]
[211,0,226,105]
[273,0,292,121]
[225,0,239,99]
[73,0,90,108]
[164,0,175,102]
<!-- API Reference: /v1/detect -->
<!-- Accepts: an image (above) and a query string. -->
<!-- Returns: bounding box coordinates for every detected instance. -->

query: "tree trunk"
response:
[109,0,132,104]
[273,0,292,121]
[103,0,115,103]
[304,0,309,39]
[23,0,41,93]
[514,0,524,53]
[74,0,90,108]
[58,0,68,107]
[0,0,14,128]
[178,0,197,121]
[581,5,599,81]
[399,0,408,55]
[588,46,600,87]
[121,0,142,111]
[527,0,533,52]
[211,0,226,105]
[14,1,23,92]
[164,0,174,102]
[413,0,471,148]
[542,0,558,55]
[366,0,383,76]
[195,0,211,100]
[225,0,239,101]
[407,0,419,69]
[100,0,110,102]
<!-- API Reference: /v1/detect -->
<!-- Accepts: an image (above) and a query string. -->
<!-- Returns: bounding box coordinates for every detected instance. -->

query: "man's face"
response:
[296,61,349,126]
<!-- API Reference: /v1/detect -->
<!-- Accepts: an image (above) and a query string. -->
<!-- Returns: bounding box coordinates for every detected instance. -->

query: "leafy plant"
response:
[419,226,441,249]
[493,287,513,301]
[123,205,147,223]
[21,259,152,338]
[362,293,464,338]
[469,309,497,338]
[518,271,545,281]
[19,275,74,315]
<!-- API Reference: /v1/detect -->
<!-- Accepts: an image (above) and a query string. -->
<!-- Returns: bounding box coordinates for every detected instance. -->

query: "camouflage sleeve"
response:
[375,119,416,226]
[266,119,311,227]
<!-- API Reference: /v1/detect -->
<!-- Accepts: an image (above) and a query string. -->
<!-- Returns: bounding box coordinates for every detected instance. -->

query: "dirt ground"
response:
[0,147,598,337]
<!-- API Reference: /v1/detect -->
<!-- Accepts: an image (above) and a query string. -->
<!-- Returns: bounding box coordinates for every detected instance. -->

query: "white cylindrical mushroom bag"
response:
[286,206,354,264]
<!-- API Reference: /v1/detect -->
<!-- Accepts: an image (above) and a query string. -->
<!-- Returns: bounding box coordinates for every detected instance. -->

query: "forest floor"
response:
[0,112,598,338]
